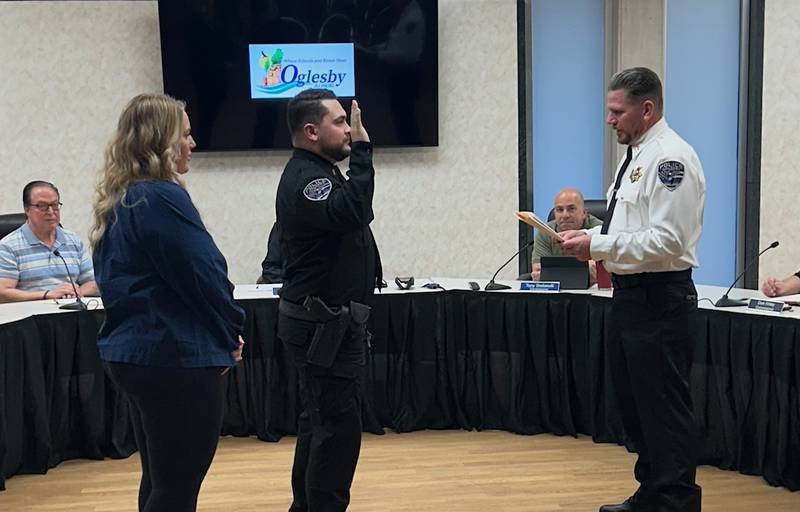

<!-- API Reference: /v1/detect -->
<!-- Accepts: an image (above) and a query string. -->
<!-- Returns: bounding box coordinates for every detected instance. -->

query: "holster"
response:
[349,299,369,322]
[303,297,371,368]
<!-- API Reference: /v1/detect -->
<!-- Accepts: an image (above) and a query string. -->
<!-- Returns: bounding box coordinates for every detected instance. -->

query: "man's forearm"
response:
[785,275,800,296]
[79,281,100,297]
[0,287,48,303]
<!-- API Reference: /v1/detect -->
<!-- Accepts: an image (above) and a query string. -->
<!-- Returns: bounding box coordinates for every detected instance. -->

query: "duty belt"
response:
[611,269,692,290]
[278,297,370,324]
[279,296,371,368]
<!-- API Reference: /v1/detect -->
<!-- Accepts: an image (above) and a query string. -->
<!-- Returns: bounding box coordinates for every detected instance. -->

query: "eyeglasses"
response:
[28,202,62,212]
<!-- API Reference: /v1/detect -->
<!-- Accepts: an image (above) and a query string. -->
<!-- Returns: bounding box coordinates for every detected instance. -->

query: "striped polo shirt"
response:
[0,223,94,292]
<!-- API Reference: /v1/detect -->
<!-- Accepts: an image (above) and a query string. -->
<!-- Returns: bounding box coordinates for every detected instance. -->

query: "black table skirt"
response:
[1,291,798,491]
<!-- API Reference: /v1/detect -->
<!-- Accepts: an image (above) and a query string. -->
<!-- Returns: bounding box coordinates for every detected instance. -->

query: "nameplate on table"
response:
[254,284,282,295]
[519,281,560,292]
[748,298,784,312]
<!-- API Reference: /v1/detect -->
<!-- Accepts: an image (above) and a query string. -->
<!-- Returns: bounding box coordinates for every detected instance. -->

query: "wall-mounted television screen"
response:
[157,0,439,151]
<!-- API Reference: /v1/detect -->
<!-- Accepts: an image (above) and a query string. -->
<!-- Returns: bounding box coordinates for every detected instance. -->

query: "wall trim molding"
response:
[740,0,765,288]
[517,0,533,276]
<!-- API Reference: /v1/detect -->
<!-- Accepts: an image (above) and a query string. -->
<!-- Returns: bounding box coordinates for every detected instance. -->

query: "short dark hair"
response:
[23,180,59,207]
[608,67,663,111]
[286,89,338,138]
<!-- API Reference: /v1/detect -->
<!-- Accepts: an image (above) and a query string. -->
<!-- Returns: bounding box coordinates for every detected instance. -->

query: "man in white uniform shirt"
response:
[562,67,705,512]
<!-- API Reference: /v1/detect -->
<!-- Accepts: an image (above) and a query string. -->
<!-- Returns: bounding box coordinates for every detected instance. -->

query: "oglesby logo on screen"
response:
[249,43,355,99]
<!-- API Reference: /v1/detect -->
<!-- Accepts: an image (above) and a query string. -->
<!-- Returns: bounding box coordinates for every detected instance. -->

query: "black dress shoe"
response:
[599,497,654,512]
[599,500,633,512]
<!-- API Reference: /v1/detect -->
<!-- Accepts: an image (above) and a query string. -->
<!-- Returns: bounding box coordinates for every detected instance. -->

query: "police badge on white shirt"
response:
[657,161,685,191]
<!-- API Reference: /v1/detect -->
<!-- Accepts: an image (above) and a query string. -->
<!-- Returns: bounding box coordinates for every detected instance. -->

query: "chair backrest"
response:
[547,199,607,223]
[0,213,26,240]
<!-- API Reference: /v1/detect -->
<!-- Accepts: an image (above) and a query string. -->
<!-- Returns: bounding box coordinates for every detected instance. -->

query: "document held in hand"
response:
[515,211,564,242]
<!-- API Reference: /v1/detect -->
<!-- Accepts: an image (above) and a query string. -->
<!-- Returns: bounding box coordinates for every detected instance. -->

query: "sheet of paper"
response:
[515,211,564,241]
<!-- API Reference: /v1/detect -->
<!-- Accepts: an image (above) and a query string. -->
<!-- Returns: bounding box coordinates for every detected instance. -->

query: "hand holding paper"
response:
[561,232,593,261]
[515,211,564,242]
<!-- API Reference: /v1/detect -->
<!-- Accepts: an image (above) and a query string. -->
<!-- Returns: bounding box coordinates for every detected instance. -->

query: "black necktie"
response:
[600,145,633,235]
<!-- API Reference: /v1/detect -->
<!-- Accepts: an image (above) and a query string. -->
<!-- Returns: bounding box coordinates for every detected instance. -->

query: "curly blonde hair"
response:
[90,93,186,247]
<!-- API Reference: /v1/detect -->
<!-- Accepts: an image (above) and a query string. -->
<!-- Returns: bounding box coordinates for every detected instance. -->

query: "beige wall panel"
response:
[608,0,665,166]
[617,0,664,76]
[760,0,800,281]
[0,1,163,242]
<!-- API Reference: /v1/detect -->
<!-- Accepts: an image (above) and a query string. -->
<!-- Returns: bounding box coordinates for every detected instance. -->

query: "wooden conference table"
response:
[0,279,798,491]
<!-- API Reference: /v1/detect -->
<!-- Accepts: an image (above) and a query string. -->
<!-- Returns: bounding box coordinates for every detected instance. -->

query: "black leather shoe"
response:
[599,497,655,512]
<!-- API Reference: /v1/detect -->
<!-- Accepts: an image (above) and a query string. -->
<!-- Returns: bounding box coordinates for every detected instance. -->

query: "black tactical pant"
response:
[278,306,369,512]
[608,272,702,512]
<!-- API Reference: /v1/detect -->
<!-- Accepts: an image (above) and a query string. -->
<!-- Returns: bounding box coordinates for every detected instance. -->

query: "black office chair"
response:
[0,213,26,240]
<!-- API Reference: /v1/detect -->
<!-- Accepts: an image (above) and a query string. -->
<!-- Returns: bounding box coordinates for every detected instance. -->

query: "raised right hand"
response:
[350,99,370,143]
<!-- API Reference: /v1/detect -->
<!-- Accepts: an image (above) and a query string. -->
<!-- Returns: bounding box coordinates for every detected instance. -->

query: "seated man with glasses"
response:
[0,180,98,303]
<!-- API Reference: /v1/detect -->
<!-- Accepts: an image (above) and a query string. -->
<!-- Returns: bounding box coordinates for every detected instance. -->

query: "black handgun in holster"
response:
[303,297,371,368]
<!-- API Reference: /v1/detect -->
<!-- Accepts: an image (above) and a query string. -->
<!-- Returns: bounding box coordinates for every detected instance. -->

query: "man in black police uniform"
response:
[562,67,705,512]
[275,88,381,512]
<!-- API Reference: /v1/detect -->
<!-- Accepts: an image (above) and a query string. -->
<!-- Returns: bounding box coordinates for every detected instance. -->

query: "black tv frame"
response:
[157,0,439,151]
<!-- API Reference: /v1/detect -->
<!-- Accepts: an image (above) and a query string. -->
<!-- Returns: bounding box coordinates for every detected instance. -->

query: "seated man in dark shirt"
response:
[259,222,284,283]
[531,188,602,281]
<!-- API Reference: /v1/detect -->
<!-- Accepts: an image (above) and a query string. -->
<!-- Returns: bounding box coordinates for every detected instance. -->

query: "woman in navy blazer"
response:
[90,93,245,512]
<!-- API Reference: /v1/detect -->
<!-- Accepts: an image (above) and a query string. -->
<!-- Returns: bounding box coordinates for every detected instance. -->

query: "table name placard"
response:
[519,281,560,292]
[748,298,784,312]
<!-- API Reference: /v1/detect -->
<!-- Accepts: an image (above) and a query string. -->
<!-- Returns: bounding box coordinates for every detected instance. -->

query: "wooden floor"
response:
[1,430,798,511]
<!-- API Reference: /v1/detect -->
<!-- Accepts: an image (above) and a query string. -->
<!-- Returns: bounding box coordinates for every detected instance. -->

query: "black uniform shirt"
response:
[276,142,381,306]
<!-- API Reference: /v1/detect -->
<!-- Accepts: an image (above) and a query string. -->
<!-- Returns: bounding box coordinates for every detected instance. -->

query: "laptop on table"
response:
[539,256,590,290]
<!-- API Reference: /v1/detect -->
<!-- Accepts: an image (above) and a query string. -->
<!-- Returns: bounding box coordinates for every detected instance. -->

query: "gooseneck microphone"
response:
[714,241,779,307]
[485,239,536,291]
[52,249,88,311]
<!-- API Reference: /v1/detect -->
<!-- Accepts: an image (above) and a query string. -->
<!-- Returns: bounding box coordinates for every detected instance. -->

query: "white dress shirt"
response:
[587,118,706,275]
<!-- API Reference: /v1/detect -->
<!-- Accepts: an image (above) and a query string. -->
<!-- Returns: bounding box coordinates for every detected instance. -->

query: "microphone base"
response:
[59,300,88,311]
[484,281,511,291]
[714,296,747,308]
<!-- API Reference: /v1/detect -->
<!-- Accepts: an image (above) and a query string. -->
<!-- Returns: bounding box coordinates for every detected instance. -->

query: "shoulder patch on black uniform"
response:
[302,178,332,201]
[657,161,685,191]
